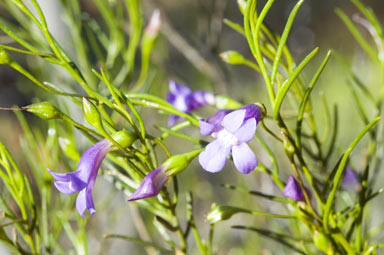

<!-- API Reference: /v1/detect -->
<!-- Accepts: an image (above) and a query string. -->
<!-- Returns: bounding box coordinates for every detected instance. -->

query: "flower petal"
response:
[76,189,87,217]
[242,104,262,122]
[199,119,216,136]
[283,176,304,201]
[222,109,246,133]
[207,109,232,125]
[128,167,168,201]
[199,140,231,173]
[75,139,112,182]
[169,80,191,95]
[233,118,256,143]
[168,115,183,127]
[189,91,215,110]
[86,188,96,215]
[232,143,257,174]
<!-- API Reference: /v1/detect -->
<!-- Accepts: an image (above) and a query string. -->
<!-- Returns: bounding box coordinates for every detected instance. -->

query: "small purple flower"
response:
[128,167,168,201]
[48,139,113,217]
[283,176,305,201]
[166,80,215,126]
[343,166,359,189]
[198,104,262,174]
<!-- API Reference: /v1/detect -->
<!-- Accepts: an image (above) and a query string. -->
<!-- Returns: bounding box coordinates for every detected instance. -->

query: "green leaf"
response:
[273,47,319,119]
[323,117,381,232]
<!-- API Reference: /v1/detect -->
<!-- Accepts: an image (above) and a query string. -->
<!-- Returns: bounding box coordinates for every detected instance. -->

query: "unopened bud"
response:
[220,51,246,65]
[82,98,103,131]
[25,101,62,120]
[0,49,13,65]
[237,0,246,13]
[282,132,295,157]
[163,149,203,176]
[207,204,245,223]
[215,95,243,109]
[144,9,161,38]
[112,130,137,148]
[313,230,333,254]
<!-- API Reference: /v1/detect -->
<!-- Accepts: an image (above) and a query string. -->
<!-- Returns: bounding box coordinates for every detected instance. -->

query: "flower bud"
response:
[237,0,246,13]
[220,51,246,65]
[282,132,295,158]
[313,230,333,254]
[215,95,243,109]
[144,9,161,38]
[207,204,244,223]
[111,130,137,148]
[25,101,62,120]
[82,98,103,131]
[163,149,203,176]
[283,176,304,201]
[0,49,13,65]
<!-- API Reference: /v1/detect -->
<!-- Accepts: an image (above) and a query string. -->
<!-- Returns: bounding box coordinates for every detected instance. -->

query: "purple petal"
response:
[199,119,216,136]
[74,139,112,182]
[189,91,215,110]
[222,109,246,133]
[76,188,96,217]
[169,80,191,95]
[168,115,183,127]
[128,167,168,201]
[232,143,257,174]
[53,180,86,194]
[199,139,231,173]
[233,118,257,142]
[76,189,87,217]
[283,176,304,201]
[86,188,96,215]
[242,104,262,123]
[206,109,232,125]
[343,166,359,188]
[166,92,176,105]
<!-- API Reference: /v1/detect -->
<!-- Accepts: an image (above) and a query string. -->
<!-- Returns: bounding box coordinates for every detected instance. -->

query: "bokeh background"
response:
[0,0,384,254]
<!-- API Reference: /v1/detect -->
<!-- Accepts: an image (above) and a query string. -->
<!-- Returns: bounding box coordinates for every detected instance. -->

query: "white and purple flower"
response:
[283,176,305,201]
[48,139,113,217]
[166,80,215,126]
[198,104,262,174]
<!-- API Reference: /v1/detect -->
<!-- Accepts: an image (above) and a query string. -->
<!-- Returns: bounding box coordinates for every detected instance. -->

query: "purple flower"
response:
[166,80,215,126]
[198,104,262,174]
[343,166,359,189]
[128,167,168,201]
[283,176,305,201]
[48,139,113,217]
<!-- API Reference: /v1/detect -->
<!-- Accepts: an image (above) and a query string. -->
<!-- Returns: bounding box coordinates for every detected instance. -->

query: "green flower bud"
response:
[141,10,161,54]
[282,132,295,158]
[0,49,13,65]
[111,130,137,148]
[215,95,243,109]
[220,51,246,65]
[313,230,333,254]
[82,98,103,131]
[163,149,203,176]
[237,0,246,13]
[25,102,62,120]
[207,204,245,223]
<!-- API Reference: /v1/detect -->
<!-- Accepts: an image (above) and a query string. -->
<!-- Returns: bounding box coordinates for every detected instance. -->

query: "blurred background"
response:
[0,0,384,254]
